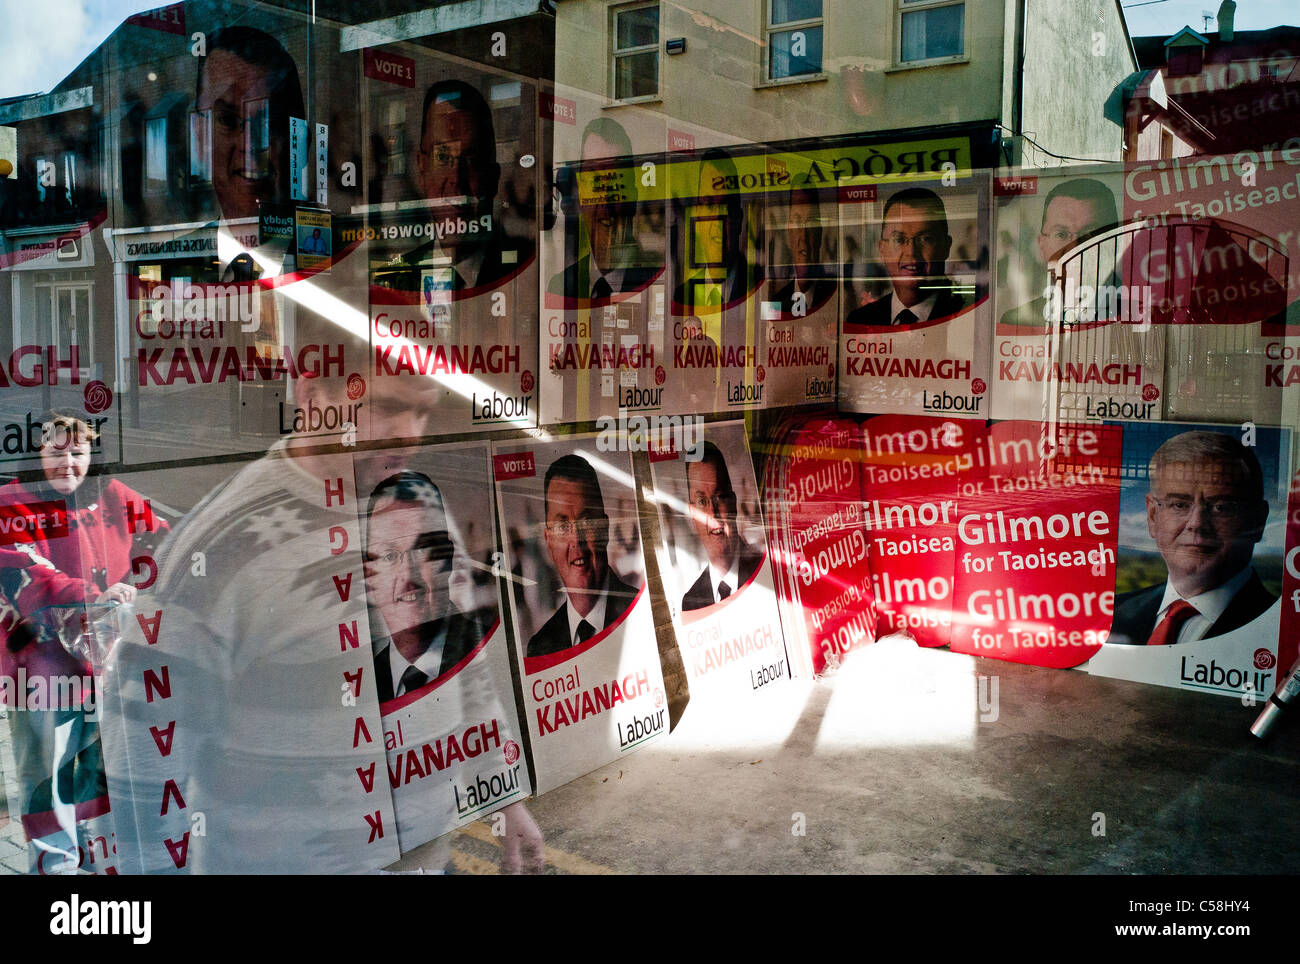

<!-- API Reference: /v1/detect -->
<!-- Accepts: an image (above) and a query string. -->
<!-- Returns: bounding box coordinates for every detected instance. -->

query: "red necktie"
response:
[1147,599,1198,646]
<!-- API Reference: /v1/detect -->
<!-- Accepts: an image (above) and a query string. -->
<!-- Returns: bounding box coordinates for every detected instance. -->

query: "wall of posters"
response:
[647,420,789,699]
[492,434,667,794]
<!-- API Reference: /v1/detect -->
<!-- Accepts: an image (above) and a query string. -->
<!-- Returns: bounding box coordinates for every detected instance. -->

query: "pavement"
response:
[4,638,1297,875]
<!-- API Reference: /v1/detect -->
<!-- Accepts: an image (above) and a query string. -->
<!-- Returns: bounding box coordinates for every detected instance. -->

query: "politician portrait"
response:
[680,441,766,612]
[1109,428,1284,646]
[996,176,1119,330]
[370,76,535,296]
[506,450,642,660]
[547,115,662,305]
[364,470,492,702]
[844,186,970,330]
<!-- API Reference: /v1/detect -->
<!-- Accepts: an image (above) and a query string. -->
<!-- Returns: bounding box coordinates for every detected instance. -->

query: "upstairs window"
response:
[898,0,964,64]
[612,2,659,101]
[768,0,823,80]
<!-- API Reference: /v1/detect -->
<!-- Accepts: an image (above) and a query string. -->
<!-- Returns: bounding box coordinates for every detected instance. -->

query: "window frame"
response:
[764,0,825,85]
[609,1,661,104]
[894,0,967,69]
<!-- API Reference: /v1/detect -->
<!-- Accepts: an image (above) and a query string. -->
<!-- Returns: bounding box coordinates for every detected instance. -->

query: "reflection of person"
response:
[1110,431,1276,646]
[0,413,168,871]
[548,117,660,303]
[672,147,760,313]
[196,26,305,222]
[765,178,837,317]
[379,79,534,293]
[106,316,543,873]
[364,472,487,703]
[845,187,968,329]
[998,178,1118,328]
[681,442,764,612]
[527,454,639,658]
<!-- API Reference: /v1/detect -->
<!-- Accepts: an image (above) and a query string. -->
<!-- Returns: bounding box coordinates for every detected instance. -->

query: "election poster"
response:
[98,451,399,873]
[363,52,539,436]
[492,434,668,794]
[353,442,531,852]
[839,168,991,419]
[859,414,984,649]
[647,420,789,699]
[762,414,875,677]
[948,419,1123,667]
[990,167,1166,425]
[1120,150,1297,427]
[539,85,668,425]
[1083,420,1291,696]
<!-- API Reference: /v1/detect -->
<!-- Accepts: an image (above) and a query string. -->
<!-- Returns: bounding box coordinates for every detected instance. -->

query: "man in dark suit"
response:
[548,117,661,304]
[998,177,1118,329]
[1110,431,1276,645]
[527,454,639,658]
[364,471,491,700]
[373,79,534,296]
[844,187,968,330]
[681,441,765,612]
[764,178,837,319]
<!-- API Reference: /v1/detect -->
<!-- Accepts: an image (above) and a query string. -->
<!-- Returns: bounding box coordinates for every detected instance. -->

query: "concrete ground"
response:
[4,639,1296,875]
[454,639,1300,874]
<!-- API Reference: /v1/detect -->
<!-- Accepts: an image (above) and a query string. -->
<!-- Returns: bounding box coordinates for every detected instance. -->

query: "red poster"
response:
[764,415,875,676]
[860,415,984,648]
[949,420,1122,667]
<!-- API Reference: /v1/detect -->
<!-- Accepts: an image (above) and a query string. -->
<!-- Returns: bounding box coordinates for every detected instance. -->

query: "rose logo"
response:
[971,378,987,395]
[654,688,664,708]
[1142,383,1160,402]
[346,373,366,400]
[827,363,835,379]
[83,381,113,414]
[1253,648,1276,671]
[756,365,766,383]
[655,365,666,386]
[503,740,520,765]
[520,370,535,394]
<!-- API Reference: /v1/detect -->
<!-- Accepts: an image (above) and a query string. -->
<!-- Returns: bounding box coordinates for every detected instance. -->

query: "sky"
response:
[0,0,1297,98]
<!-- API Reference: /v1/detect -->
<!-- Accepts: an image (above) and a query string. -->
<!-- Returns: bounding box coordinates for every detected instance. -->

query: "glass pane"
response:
[615,50,658,99]
[34,286,54,345]
[190,111,211,180]
[770,26,823,78]
[901,5,963,62]
[771,0,821,26]
[145,117,167,186]
[616,5,659,50]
